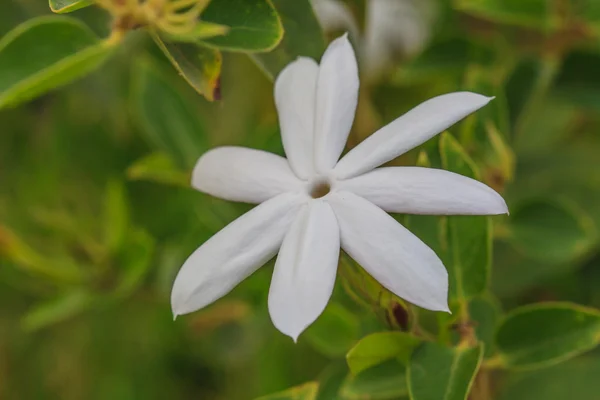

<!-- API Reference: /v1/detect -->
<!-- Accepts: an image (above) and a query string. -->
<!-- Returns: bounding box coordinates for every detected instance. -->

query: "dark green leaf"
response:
[469,296,501,357]
[131,57,207,168]
[408,342,483,400]
[440,133,491,303]
[251,0,325,80]
[112,229,155,298]
[346,332,421,375]
[255,381,319,400]
[507,198,597,265]
[453,0,554,30]
[340,360,408,400]
[304,303,360,358]
[200,0,284,52]
[49,0,93,13]
[0,16,116,109]
[495,302,600,369]
[499,357,600,400]
[152,33,222,101]
[103,180,129,253]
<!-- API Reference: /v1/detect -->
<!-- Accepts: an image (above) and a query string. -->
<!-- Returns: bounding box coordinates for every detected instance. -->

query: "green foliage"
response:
[495,302,600,369]
[304,303,360,358]
[340,360,408,400]
[131,57,207,168]
[200,0,284,52]
[346,332,421,375]
[256,382,319,400]
[0,16,115,109]
[407,342,483,400]
[49,0,93,14]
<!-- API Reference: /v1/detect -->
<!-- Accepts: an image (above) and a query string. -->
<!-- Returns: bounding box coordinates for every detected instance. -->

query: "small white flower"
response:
[171,35,508,341]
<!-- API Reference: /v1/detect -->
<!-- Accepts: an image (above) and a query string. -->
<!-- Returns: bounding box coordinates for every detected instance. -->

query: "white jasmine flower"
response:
[171,35,507,341]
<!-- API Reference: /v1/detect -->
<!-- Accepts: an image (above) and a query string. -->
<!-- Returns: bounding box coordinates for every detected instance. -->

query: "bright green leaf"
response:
[507,198,597,265]
[21,289,93,332]
[131,57,207,168]
[163,22,230,43]
[499,357,600,400]
[255,381,319,400]
[346,331,421,375]
[304,302,360,358]
[252,0,325,80]
[440,133,491,303]
[200,0,284,52]
[408,342,483,400]
[0,16,116,109]
[340,360,408,400]
[49,0,93,13]
[127,152,191,187]
[152,33,222,101]
[495,302,600,370]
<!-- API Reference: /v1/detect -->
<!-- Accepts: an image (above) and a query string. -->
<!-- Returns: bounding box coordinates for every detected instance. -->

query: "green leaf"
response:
[103,180,129,253]
[131,57,207,168]
[21,289,93,332]
[499,357,600,400]
[251,0,325,80]
[495,302,600,370]
[304,302,360,358]
[439,133,491,304]
[127,152,191,187]
[469,296,501,358]
[507,198,597,265]
[340,360,408,400]
[49,0,93,13]
[112,229,155,298]
[0,16,116,109]
[255,381,319,400]
[407,342,483,400]
[453,0,555,31]
[200,0,284,52]
[346,332,421,375]
[163,22,230,43]
[152,33,222,101]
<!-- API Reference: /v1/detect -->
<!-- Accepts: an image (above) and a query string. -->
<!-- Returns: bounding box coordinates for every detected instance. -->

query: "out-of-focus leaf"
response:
[317,361,348,400]
[407,342,483,400]
[112,229,154,298]
[453,0,554,31]
[340,359,408,400]
[131,57,206,168]
[304,302,360,358]
[163,22,229,43]
[252,0,325,80]
[255,381,319,400]
[440,133,491,304]
[554,52,600,110]
[0,16,116,109]
[496,302,600,369]
[499,357,600,400]
[507,198,597,265]
[346,331,421,375]
[49,0,93,13]
[469,296,500,357]
[152,34,222,101]
[103,180,129,253]
[21,289,93,332]
[127,152,190,187]
[200,0,284,52]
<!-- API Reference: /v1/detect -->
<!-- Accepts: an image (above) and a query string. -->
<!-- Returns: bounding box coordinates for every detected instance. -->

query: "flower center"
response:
[309,179,331,199]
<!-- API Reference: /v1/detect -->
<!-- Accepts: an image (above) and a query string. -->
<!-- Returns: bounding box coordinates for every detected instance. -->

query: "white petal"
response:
[337,167,508,215]
[334,92,493,179]
[269,200,340,341]
[328,191,449,311]
[275,57,319,179]
[192,146,303,204]
[314,34,359,174]
[171,192,304,316]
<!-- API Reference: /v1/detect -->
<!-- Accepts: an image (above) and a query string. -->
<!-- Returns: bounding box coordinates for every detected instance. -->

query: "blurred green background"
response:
[1,0,600,399]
